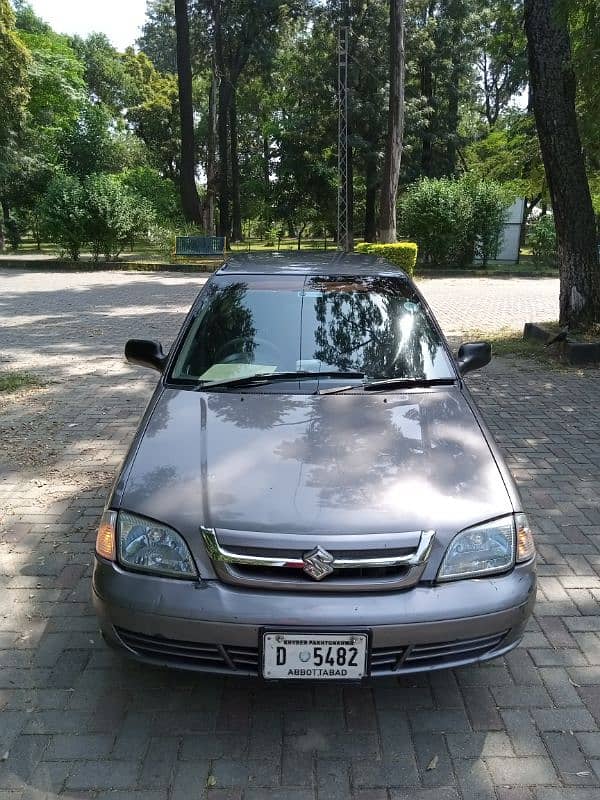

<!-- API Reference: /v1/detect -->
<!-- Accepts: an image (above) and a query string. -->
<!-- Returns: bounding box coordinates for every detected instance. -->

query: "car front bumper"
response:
[93,557,536,678]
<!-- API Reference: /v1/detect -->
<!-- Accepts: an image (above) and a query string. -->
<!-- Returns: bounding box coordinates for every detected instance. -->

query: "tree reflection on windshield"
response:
[202,283,257,364]
[171,275,453,384]
[175,282,257,379]
[309,278,446,380]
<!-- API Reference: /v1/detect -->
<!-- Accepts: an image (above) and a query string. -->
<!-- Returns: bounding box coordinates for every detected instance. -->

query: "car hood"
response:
[119,387,513,540]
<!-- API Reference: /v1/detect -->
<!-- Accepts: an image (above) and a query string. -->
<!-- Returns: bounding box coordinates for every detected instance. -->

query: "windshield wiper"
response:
[363,377,456,392]
[199,370,365,390]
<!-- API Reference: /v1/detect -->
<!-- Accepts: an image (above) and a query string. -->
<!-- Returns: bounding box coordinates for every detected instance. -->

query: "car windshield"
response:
[170,275,455,387]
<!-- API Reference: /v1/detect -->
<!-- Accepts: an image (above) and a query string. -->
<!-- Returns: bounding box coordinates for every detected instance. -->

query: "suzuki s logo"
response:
[303,546,335,581]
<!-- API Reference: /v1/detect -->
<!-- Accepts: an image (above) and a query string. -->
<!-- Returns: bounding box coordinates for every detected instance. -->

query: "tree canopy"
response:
[0,0,597,322]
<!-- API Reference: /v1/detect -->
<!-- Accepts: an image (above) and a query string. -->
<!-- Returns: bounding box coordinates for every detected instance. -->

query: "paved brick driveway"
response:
[2,269,600,800]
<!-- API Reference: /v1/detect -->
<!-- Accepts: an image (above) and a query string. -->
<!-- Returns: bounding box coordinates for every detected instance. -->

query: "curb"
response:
[523,322,600,365]
[1,259,558,279]
[416,269,558,279]
[0,260,219,273]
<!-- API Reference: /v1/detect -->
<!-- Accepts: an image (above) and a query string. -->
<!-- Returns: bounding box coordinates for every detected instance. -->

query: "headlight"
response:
[438,515,516,582]
[117,511,198,579]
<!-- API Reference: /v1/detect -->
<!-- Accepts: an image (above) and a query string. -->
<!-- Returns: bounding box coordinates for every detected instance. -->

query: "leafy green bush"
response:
[529,215,556,266]
[39,174,89,260]
[355,242,419,274]
[39,172,155,260]
[85,173,153,260]
[121,167,183,225]
[399,178,473,267]
[399,177,512,268]
[147,223,177,258]
[463,179,512,267]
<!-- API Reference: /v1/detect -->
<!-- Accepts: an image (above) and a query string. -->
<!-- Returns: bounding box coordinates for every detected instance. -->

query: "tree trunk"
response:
[203,68,218,235]
[420,58,433,177]
[364,151,378,242]
[213,0,230,241]
[217,82,230,241]
[379,0,406,244]
[446,54,461,174]
[174,0,202,224]
[263,134,271,226]
[230,91,243,242]
[263,136,270,194]
[518,194,543,248]
[297,222,307,251]
[524,0,600,328]
[446,0,466,174]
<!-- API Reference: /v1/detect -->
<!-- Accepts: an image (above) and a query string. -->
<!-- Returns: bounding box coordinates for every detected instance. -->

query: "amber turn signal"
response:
[516,513,535,563]
[96,510,117,561]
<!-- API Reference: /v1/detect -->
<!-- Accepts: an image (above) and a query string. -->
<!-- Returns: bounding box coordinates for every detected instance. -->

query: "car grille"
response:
[371,630,509,672]
[204,528,435,593]
[220,561,412,588]
[115,628,259,674]
[116,628,509,675]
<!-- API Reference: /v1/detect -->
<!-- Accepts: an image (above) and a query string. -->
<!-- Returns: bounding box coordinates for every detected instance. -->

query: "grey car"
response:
[93,253,536,680]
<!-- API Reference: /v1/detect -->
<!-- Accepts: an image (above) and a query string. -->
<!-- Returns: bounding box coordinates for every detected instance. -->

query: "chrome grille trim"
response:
[201,527,436,570]
[201,527,436,592]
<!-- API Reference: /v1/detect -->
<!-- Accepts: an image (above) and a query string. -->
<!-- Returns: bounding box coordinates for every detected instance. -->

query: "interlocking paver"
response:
[542,732,596,786]
[43,734,113,761]
[65,761,139,790]
[462,686,504,730]
[445,732,515,759]
[454,758,496,799]
[486,756,558,785]
[1,269,600,798]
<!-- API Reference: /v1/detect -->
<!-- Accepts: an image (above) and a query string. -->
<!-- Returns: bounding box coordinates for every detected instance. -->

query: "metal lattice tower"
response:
[337,23,351,252]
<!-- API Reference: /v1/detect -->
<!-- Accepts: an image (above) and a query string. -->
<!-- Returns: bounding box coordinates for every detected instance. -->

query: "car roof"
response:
[216,252,411,280]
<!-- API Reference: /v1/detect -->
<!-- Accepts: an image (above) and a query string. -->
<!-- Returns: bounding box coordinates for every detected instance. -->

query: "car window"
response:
[170,274,454,385]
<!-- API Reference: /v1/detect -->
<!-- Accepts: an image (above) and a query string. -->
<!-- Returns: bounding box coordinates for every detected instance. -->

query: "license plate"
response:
[262,632,368,680]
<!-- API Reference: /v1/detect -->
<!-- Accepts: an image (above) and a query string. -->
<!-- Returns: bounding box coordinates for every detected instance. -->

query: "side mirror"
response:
[457,342,491,376]
[125,339,167,372]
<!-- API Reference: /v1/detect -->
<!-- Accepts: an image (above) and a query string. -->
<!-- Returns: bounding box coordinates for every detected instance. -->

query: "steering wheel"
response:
[215,337,282,365]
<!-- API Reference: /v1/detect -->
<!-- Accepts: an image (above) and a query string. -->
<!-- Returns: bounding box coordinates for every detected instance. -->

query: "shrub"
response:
[121,167,183,225]
[399,178,473,267]
[462,178,512,267]
[85,174,154,260]
[399,177,512,268]
[147,223,178,258]
[355,242,419,274]
[39,174,88,260]
[529,215,556,266]
[263,226,279,247]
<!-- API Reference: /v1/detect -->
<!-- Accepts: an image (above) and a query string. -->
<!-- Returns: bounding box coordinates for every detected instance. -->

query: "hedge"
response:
[355,242,419,274]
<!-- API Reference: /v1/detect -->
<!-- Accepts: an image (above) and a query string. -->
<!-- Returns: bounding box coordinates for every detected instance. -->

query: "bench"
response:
[175,236,226,258]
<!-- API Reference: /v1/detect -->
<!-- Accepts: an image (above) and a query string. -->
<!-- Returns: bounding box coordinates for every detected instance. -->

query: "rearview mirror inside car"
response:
[125,339,167,372]
[457,342,492,376]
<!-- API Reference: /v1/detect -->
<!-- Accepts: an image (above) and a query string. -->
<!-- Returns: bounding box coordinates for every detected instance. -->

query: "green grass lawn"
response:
[1,236,559,276]
[416,254,557,277]
[1,236,333,266]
